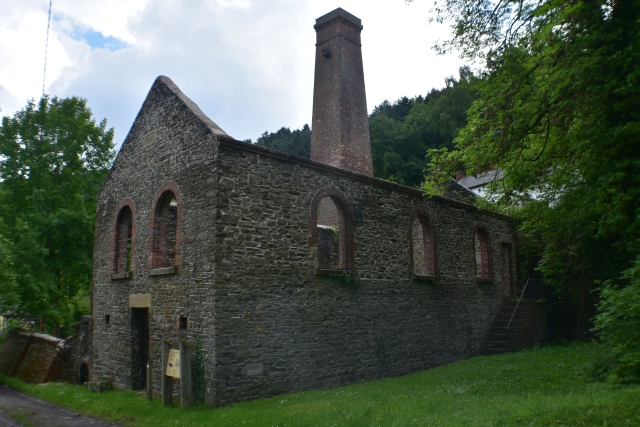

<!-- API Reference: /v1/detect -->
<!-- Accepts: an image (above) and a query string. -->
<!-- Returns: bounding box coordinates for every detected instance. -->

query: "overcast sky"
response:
[0,0,464,147]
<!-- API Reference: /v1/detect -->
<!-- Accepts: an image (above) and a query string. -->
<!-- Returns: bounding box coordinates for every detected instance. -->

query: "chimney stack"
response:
[310,8,373,176]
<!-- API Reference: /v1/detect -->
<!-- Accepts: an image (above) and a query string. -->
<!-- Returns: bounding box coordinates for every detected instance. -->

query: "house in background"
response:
[456,170,504,198]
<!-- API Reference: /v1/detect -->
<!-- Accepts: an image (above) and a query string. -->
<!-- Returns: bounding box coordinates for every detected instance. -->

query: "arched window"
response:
[309,187,355,272]
[474,225,491,278]
[149,183,182,270]
[409,210,436,277]
[115,206,133,273]
[111,198,136,278]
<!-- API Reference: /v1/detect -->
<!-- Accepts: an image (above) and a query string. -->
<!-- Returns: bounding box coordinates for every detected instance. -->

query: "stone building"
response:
[91,8,517,406]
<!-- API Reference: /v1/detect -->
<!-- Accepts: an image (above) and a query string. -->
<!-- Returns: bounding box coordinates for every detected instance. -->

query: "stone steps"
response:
[481,300,529,355]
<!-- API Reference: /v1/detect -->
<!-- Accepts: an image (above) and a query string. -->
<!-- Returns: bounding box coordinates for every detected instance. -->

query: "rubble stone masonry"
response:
[92,75,516,406]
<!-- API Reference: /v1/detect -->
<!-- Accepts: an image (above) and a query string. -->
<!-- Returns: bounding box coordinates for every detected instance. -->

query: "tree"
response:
[0,96,114,334]
[369,69,476,187]
[254,124,311,158]
[419,0,640,337]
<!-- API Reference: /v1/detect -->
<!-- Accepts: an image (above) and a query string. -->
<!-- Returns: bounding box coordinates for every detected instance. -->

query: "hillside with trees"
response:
[253,67,475,188]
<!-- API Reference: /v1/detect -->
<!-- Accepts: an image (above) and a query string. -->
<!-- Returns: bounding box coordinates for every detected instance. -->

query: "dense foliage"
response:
[253,124,311,158]
[593,257,640,383]
[369,68,475,186]
[0,96,114,334]
[418,0,640,338]
[253,70,475,188]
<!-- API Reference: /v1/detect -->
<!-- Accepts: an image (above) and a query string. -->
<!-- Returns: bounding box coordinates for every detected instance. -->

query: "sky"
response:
[0,0,465,147]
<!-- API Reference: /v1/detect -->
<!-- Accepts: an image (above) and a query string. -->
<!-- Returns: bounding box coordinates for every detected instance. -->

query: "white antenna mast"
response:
[42,0,53,96]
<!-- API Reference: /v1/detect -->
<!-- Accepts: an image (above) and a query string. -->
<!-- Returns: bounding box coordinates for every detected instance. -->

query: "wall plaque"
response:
[166,349,181,378]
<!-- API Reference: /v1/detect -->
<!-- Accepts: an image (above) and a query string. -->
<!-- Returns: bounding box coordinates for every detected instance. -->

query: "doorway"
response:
[131,308,149,390]
[501,243,515,298]
[79,362,89,385]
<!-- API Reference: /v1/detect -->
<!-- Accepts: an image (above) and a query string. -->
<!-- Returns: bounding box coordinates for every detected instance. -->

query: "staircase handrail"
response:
[506,278,530,331]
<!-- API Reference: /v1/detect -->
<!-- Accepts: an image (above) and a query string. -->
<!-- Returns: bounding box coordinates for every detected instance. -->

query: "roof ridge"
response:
[155,75,228,137]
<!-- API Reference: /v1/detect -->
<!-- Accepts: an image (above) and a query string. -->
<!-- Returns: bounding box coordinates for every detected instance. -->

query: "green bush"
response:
[592,257,640,383]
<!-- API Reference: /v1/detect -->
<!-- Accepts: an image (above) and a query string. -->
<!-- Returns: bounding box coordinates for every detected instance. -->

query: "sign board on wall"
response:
[166,349,181,378]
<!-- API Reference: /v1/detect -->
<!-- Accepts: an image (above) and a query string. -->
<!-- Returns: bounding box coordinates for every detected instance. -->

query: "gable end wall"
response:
[92,77,221,400]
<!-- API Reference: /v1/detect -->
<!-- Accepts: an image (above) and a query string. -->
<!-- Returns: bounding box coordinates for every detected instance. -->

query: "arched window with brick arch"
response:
[473,223,492,279]
[309,187,356,272]
[148,182,183,270]
[111,198,136,278]
[408,209,437,278]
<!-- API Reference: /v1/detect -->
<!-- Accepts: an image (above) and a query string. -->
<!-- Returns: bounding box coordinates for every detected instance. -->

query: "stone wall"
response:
[0,317,91,385]
[60,316,93,384]
[210,139,515,405]
[91,76,222,400]
[0,329,31,377]
[91,75,516,407]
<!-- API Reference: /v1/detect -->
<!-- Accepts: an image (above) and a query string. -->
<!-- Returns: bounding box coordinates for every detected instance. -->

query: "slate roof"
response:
[457,169,503,190]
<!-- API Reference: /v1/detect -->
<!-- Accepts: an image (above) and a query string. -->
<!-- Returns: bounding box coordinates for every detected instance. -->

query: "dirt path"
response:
[0,384,123,427]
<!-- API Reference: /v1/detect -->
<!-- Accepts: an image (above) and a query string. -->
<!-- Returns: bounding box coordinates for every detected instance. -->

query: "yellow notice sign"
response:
[166,349,181,378]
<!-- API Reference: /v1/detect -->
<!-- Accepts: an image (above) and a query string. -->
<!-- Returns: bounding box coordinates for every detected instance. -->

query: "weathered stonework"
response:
[91,8,517,407]
[91,74,516,406]
[0,316,92,385]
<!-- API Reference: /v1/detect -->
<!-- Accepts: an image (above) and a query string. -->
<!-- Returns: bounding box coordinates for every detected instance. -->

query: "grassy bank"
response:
[1,343,638,426]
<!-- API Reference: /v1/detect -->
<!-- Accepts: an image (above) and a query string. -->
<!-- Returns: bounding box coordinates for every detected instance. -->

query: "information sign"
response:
[166,349,181,378]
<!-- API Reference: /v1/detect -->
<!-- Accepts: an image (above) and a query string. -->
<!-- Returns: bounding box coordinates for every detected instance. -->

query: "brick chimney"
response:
[310,8,373,177]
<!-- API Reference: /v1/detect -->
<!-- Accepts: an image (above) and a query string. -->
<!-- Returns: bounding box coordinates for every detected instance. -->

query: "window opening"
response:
[179,316,188,330]
[475,228,490,278]
[115,206,133,273]
[105,314,111,325]
[152,192,178,268]
[412,215,435,276]
[316,196,347,270]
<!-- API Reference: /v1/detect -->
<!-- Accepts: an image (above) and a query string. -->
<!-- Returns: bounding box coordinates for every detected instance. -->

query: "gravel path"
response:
[0,384,123,427]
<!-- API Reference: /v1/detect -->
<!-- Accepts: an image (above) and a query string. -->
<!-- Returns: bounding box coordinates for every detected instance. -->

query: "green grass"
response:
[1,343,639,426]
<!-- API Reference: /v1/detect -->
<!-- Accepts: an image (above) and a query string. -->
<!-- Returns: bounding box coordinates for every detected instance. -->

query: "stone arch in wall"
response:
[473,223,492,279]
[78,360,90,385]
[308,187,356,271]
[408,208,437,277]
[148,182,183,269]
[112,198,136,274]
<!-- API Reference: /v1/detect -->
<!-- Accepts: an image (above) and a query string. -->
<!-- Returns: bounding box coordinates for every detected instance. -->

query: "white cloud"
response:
[0,0,464,146]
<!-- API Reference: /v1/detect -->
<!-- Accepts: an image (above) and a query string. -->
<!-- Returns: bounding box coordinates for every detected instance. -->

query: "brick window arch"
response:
[148,182,183,269]
[408,209,437,277]
[473,223,492,279]
[111,198,136,275]
[308,187,356,272]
